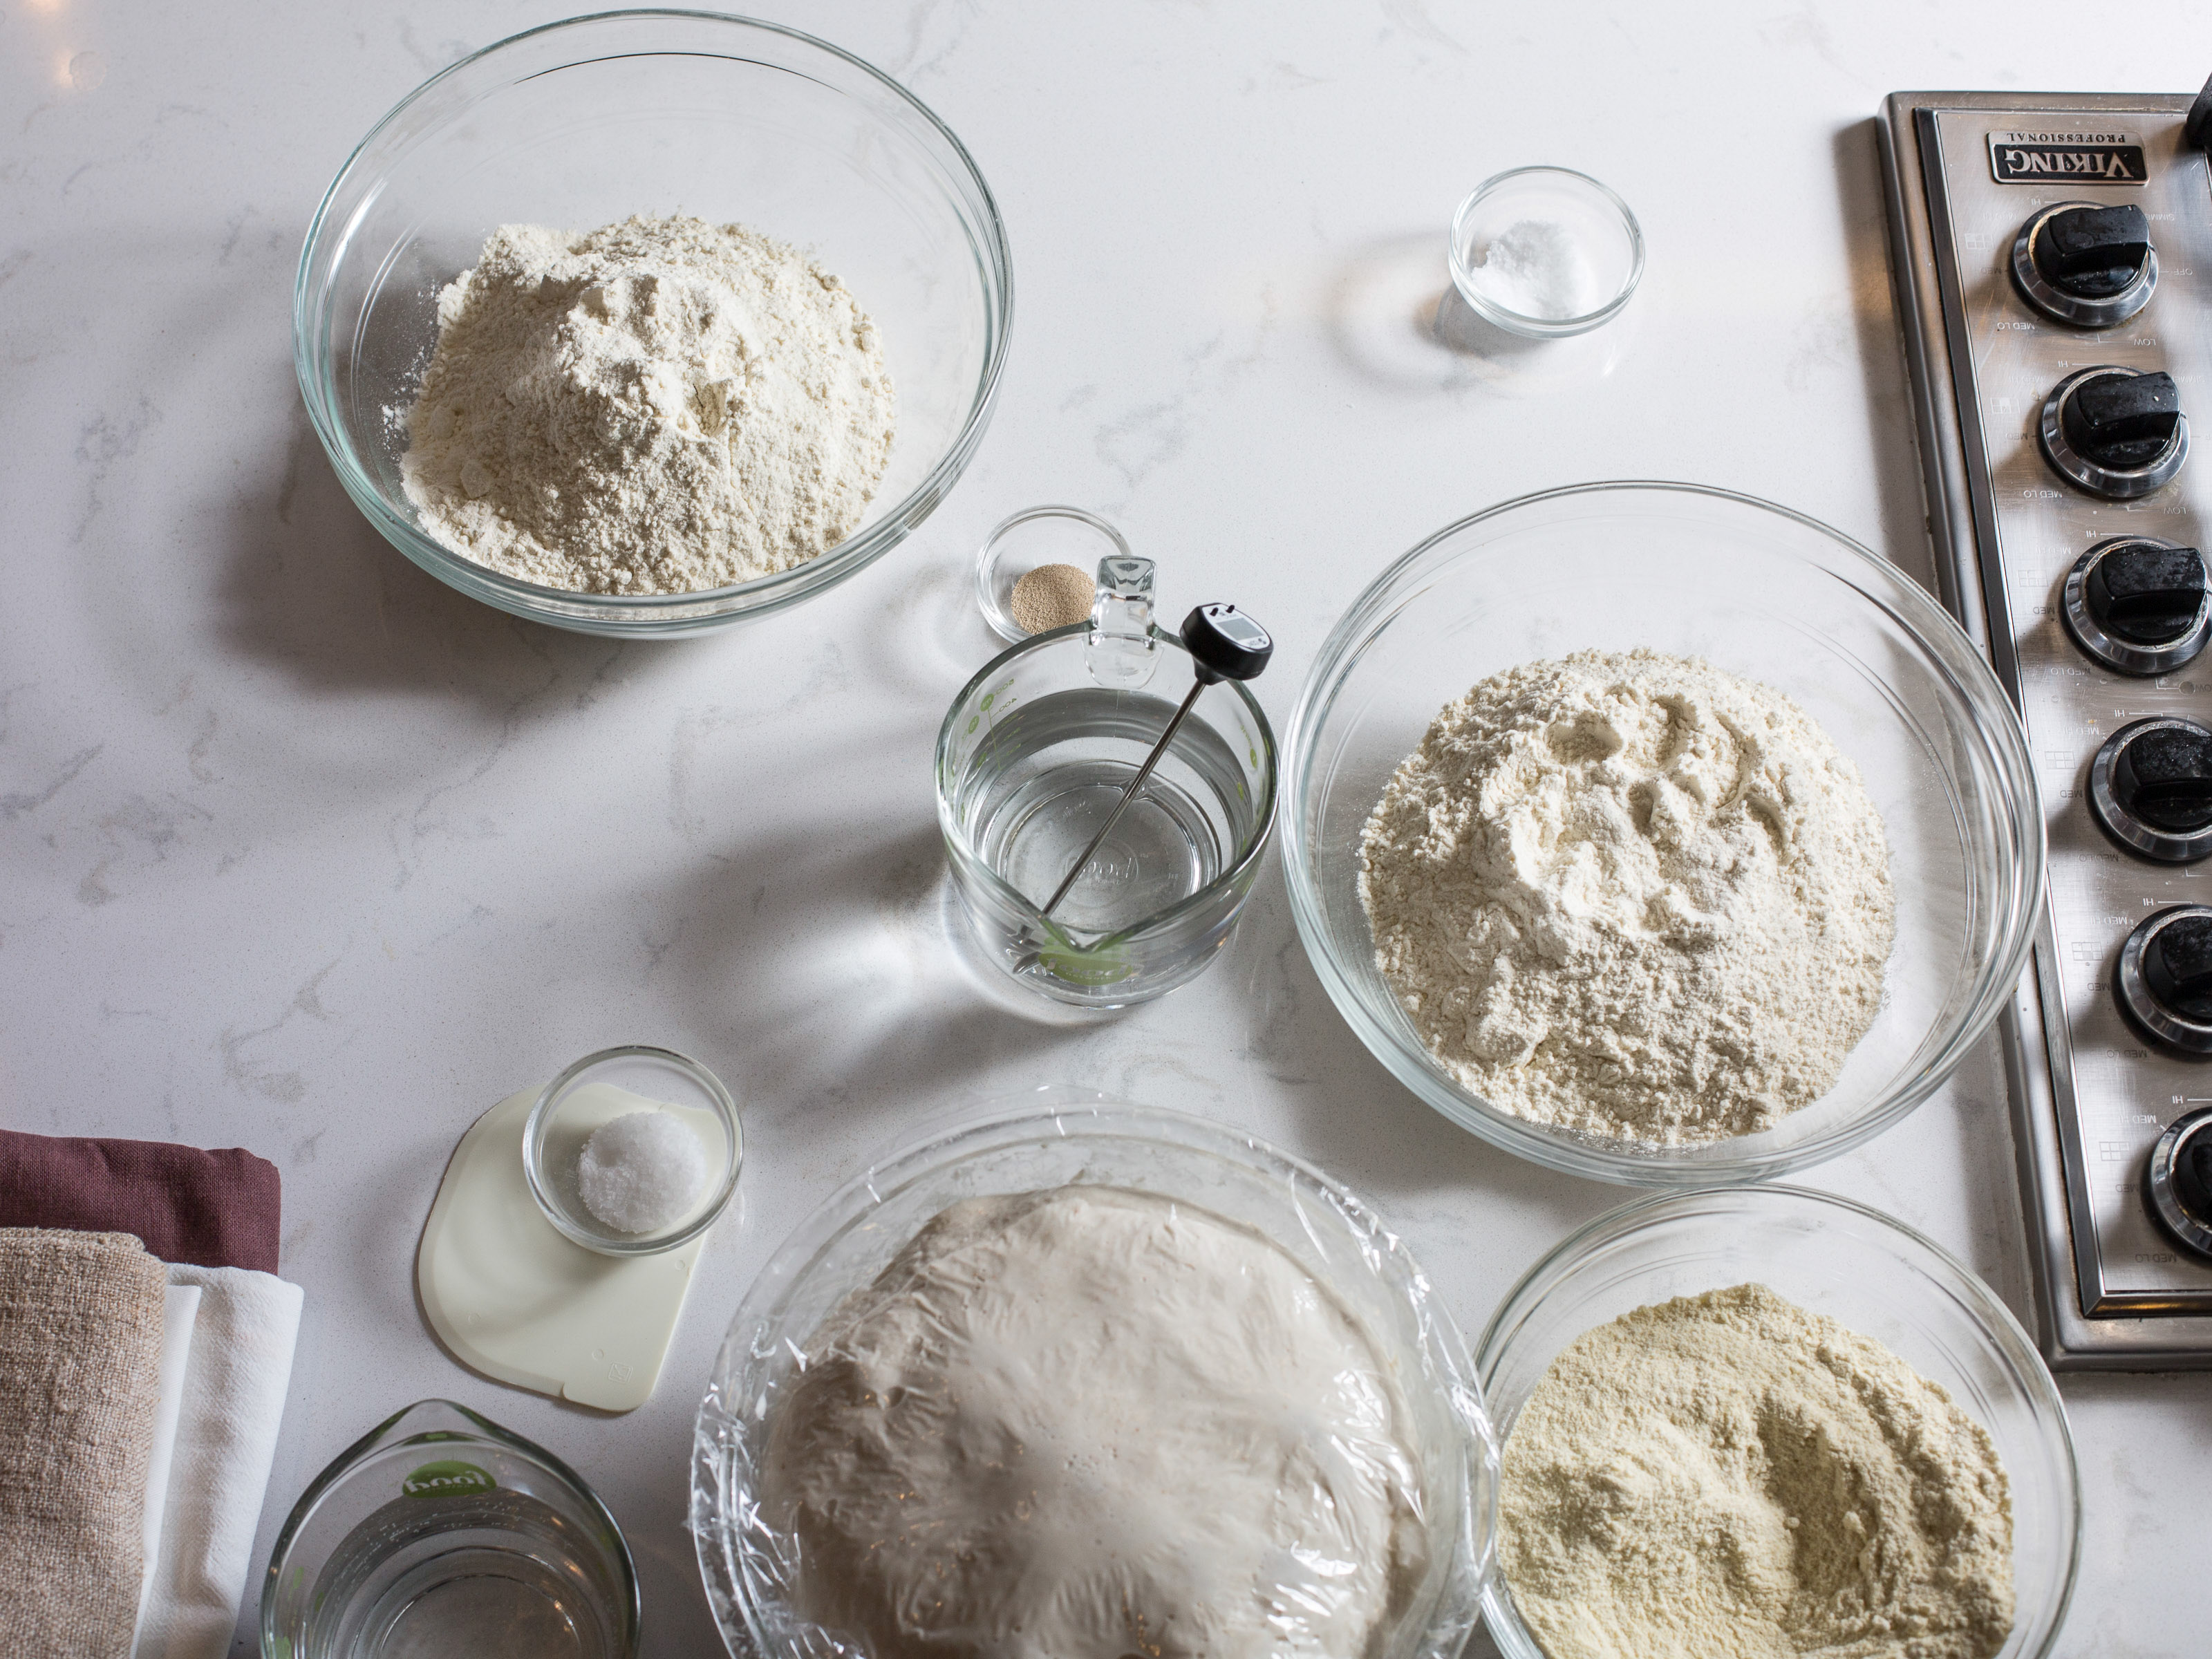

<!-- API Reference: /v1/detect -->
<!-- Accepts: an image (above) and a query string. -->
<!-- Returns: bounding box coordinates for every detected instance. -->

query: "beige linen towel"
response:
[0,1228,167,1659]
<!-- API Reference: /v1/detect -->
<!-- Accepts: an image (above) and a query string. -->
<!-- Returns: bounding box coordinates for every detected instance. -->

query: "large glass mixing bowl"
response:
[294,11,1012,637]
[1474,1186,2081,1659]
[691,1089,1499,1659]
[1284,482,2042,1185]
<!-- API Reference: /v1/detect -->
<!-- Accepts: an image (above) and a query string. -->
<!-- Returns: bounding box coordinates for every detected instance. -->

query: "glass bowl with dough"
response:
[691,1087,1499,1659]
[1473,1185,2081,1659]
[295,12,1011,637]
[1282,481,2041,1187]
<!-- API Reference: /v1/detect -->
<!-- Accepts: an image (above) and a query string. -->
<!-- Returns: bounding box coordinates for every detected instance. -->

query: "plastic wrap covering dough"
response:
[740,1185,1430,1659]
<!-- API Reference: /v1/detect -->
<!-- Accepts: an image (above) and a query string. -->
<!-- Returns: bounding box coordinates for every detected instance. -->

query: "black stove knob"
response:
[2089,718,2212,862]
[2090,541,2206,642]
[2173,1123,2212,1224]
[2061,536,2211,674]
[2148,1105,2212,1260]
[2013,200,2157,326]
[2038,205,2150,295]
[2040,366,2189,498]
[2117,906,2212,1052]
[2145,913,2212,1018]
[2067,371,2180,468]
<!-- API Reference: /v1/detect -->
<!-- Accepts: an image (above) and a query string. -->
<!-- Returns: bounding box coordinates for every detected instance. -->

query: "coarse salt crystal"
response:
[1473,218,1604,321]
[577,1109,711,1233]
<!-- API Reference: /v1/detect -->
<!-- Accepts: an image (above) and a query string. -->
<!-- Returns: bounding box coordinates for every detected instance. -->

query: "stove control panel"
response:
[1883,91,2212,1365]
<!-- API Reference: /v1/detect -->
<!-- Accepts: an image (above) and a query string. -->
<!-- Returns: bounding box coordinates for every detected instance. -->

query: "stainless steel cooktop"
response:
[1882,90,2212,1367]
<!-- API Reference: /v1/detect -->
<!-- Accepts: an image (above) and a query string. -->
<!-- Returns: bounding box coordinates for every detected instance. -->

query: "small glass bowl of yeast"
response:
[974,506,1131,643]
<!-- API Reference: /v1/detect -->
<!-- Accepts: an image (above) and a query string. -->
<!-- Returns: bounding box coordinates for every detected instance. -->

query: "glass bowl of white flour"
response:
[295,13,1011,636]
[691,1087,1500,1659]
[1473,1185,2081,1659]
[1283,482,2042,1186]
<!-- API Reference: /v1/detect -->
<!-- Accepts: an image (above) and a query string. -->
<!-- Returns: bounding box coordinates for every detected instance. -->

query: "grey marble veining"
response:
[3,1,2207,1653]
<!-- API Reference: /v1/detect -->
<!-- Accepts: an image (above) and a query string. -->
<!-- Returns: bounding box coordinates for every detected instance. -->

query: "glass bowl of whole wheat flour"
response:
[295,12,1011,637]
[691,1086,1500,1659]
[1474,1186,2080,1659]
[1283,482,2041,1187]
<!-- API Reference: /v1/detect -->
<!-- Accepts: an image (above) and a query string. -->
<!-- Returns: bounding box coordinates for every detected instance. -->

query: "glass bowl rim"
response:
[1280,478,2046,1188]
[1448,164,1646,337]
[933,623,1282,950]
[291,6,1015,627]
[691,1085,1501,1659]
[1470,1181,2083,1659]
[522,1042,743,1255]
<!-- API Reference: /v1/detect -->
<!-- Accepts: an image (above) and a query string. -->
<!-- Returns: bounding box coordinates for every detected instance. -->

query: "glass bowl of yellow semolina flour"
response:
[1473,1185,2080,1659]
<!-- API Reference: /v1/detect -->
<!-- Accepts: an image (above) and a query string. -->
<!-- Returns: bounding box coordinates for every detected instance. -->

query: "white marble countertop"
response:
[5,2,2209,1653]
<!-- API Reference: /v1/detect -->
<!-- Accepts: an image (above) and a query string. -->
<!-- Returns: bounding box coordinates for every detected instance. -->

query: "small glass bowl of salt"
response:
[1449,166,1644,338]
[523,1045,741,1255]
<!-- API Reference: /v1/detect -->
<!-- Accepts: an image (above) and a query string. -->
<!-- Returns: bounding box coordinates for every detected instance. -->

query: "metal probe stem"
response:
[1039,676,1208,919]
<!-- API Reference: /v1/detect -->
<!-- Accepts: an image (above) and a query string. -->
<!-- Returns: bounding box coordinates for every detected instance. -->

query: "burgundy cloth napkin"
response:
[0,1132,281,1274]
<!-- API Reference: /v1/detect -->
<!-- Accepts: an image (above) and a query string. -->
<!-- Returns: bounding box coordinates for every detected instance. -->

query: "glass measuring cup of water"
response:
[261,1399,639,1659]
[936,610,1277,1006]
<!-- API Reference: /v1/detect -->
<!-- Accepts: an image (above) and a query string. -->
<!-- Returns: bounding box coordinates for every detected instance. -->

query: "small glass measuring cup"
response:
[261,1399,640,1659]
[935,603,1278,1007]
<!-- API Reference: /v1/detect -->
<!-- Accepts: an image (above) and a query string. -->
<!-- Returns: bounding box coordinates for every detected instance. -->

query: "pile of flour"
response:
[400,214,895,594]
[762,1186,1425,1659]
[1358,649,1895,1145]
[1499,1284,2015,1659]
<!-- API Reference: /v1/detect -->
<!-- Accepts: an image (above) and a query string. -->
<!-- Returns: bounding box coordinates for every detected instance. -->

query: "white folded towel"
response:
[137,1283,202,1630]
[131,1265,302,1659]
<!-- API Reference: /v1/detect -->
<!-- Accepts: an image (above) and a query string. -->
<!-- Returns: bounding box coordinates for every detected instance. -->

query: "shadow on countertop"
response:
[1226,870,1617,1244]
[646,810,1094,1138]
[1324,228,1646,404]
[214,398,681,715]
